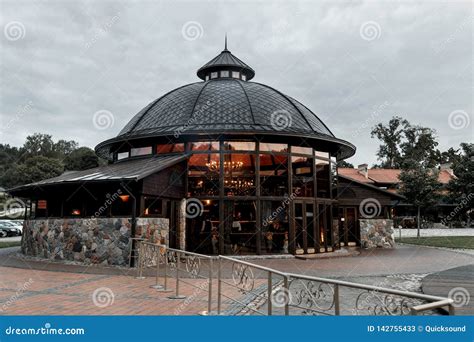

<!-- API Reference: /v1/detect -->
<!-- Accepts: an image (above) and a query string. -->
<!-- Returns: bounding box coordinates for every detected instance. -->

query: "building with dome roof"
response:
[10,42,364,265]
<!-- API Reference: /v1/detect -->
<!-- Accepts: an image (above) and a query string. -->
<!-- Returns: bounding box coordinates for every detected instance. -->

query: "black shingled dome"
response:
[95,44,355,160]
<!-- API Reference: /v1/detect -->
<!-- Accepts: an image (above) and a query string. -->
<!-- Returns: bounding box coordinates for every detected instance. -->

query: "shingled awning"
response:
[8,154,188,194]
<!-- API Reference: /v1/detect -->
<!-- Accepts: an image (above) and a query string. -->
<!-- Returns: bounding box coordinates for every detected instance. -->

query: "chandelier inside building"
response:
[205,160,244,172]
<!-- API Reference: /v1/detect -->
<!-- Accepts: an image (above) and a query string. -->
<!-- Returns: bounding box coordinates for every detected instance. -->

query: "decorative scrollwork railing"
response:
[185,255,202,278]
[289,279,335,314]
[134,247,455,317]
[355,290,414,315]
[231,263,255,292]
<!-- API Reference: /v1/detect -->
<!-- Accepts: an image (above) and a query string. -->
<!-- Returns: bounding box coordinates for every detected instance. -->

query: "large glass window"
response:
[315,151,330,158]
[261,201,289,254]
[331,157,337,198]
[292,146,313,155]
[223,141,256,151]
[111,195,133,217]
[131,146,152,157]
[316,158,330,198]
[142,196,163,216]
[260,143,288,153]
[188,154,220,196]
[186,199,219,254]
[117,151,129,160]
[224,201,257,254]
[291,156,314,197]
[157,143,185,154]
[190,141,219,151]
[260,154,288,196]
[223,154,256,196]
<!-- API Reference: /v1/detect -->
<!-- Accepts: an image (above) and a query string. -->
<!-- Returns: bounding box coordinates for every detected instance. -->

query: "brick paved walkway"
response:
[0,244,472,315]
[0,266,233,315]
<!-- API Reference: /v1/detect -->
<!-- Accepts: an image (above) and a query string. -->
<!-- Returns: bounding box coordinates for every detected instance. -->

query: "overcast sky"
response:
[0,0,472,166]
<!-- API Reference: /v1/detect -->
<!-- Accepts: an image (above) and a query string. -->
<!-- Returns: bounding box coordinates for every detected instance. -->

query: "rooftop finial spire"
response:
[224,33,228,51]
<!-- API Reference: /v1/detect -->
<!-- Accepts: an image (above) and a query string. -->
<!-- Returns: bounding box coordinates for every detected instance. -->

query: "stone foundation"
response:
[359,219,395,249]
[21,217,169,266]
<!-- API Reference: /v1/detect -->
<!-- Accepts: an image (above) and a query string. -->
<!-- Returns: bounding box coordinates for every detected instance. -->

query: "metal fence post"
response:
[207,258,213,315]
[284,275,290,316]
[267,272,273,315]
[150,245,163,289]
[135,241,145,279]
[217,256,222,315]
[157,247,172,292]
[168,251,186,299]
[334,284,340,315]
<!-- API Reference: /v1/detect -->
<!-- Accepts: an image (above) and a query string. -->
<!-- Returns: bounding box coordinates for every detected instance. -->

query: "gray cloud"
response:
[0,0,472,166]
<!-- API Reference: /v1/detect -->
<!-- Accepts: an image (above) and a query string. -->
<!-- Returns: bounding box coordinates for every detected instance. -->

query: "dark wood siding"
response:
[337,177,395,207]
[141,162,186,198]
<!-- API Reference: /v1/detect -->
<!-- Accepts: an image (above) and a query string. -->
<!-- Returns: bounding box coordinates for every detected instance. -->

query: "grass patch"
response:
[397,236,474,249]
[0,240,21,248]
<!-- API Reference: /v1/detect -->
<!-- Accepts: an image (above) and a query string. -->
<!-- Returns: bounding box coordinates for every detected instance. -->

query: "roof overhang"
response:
[8,154,188,197]
[95,130,356,161]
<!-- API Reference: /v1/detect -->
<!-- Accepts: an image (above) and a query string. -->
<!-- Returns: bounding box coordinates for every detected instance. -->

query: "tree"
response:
[64,147,99,171]
[400,126,438,168]
[371,116,408,168]
[53,139,79,159]
[436,147,461,166]
[337,160,354,168]
[22,133,55,158]
[22,133,78,159]
[399,165,441,237]
[15,156,64,184]
[446,143,474,226]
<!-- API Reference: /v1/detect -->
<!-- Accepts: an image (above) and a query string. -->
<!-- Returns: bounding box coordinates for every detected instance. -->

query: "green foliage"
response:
[16,156,64,184]
[0,133,103,189]
[371,116,448,169]
[397,236,474,249]
[370,116,408,168]
[64,147,99,171]
[399,166,441,208]
[337,160,354,168]
[446,143,474,221]
[400,126,438,168]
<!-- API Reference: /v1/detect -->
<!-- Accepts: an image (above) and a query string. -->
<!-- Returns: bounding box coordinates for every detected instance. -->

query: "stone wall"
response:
[359,219,395,249]
[21,217,169,266]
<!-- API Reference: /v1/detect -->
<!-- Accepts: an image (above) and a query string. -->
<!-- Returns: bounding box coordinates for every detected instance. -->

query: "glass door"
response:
[294,201,316,254]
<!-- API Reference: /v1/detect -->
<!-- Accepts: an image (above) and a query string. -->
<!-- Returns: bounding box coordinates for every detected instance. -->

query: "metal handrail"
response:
[219,256,454,316]
[134,247,455,316]
[136,241,216,314]
[285,272,449,303]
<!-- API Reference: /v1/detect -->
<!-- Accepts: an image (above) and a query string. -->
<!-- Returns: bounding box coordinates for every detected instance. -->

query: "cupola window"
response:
[131,146,152,157]
[220,70,229,78]
[117,151,129,160]
[232,71,240,79]
[210,72,218,79]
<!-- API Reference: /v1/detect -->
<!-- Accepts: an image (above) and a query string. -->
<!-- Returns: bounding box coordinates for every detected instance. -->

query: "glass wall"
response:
[188,154,220,196]
[316,158,330,198]
[224,201,257,254]
[261,200,289,253]
[292,156,314,197]
[107,139,339,255]
[260,154,288,197]
[223,153,256,196]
